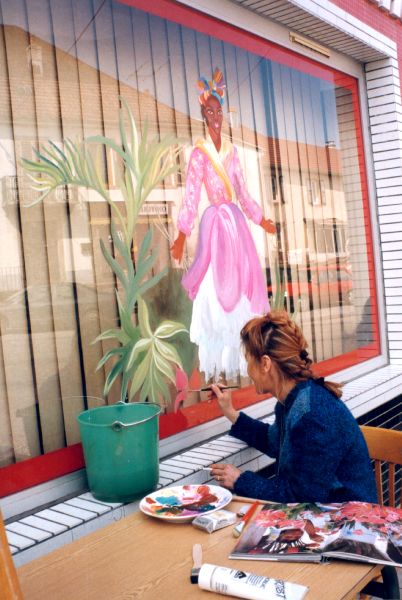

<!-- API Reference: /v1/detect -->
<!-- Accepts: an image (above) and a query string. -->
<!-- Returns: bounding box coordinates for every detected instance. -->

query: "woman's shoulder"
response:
[289,379,349,423]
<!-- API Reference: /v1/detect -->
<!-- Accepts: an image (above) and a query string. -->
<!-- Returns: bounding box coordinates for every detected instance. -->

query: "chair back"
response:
[360,425,402,508]
[0,509,23,599]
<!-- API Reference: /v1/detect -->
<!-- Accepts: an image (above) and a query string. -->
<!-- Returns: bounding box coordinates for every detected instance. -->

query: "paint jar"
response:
[198,564,308,600]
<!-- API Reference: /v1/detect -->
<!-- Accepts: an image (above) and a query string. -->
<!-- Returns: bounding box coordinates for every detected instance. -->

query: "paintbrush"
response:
[190,543,203,584]
[190,385,239,392]
[232,500,260,538]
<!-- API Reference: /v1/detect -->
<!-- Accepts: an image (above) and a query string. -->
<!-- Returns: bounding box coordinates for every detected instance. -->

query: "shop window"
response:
[0,0,379,492]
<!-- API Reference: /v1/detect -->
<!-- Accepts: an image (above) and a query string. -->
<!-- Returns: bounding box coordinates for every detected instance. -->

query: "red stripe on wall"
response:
[1,444,84,499]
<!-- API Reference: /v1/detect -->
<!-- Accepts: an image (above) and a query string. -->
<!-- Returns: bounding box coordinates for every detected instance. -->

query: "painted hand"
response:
[170,231,186,262]
[210,462,241,490]
[260,217,276,234]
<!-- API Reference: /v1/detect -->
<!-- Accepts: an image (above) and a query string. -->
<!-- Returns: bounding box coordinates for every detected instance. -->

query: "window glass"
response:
[0,0,379,469]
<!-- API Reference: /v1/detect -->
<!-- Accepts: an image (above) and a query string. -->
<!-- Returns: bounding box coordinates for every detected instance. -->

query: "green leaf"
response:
[135,251,158,283]
[154,338,183,368]
[95,346,124,371]
[126,337,152,372]
[153,373,170,404]
[151,347,175,384]
[116,294,137,338]
[110,221,133,279]
[154,320,187,339]
[87,134,127,163]
[100,239,127,289]
[103,358,125,396]
[93,328,130,345]
[137,266,168,298]
[129,349,151,400]
[138,376,150,403]
[120,369,131,403]
[137,228,152,262]
[137,297,153,338]
[145,363,159,404]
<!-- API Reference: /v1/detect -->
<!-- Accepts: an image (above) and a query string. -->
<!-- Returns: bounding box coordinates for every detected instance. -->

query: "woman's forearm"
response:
[224,407,240,424]
[230,412,278,456]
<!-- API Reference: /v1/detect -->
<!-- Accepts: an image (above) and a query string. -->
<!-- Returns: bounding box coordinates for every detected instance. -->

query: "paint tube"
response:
[192,510,237,533]
[198,564,308,600]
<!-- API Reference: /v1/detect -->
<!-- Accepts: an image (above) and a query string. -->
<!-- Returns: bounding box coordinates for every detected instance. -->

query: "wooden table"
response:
[18,501,381,600]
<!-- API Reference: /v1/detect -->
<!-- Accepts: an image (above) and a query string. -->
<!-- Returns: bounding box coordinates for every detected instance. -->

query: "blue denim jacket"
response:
[230,379,377,503]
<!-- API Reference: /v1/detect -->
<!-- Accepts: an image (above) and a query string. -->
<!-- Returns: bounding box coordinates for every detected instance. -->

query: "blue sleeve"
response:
[229,411,280,458]
[233,412,345,503]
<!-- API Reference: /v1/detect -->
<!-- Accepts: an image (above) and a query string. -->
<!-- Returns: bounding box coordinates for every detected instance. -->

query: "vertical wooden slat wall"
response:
[50,0,89,438]
[1,2,44,461]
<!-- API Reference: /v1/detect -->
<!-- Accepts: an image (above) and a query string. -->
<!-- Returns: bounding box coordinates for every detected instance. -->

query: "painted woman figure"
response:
[171,68,275,381]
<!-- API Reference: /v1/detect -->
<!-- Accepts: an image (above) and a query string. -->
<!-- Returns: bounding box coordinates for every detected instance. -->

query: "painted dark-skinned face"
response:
[202,94,223,138]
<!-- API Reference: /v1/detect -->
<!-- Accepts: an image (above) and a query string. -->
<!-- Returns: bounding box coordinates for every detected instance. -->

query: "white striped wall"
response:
[365,58,402,364]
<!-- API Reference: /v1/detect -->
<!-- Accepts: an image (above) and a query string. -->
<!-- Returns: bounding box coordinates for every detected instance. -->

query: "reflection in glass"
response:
[0,0,378,467]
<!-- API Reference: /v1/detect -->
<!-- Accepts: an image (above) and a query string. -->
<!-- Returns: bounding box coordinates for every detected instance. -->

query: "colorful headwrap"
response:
[197,67,226,106]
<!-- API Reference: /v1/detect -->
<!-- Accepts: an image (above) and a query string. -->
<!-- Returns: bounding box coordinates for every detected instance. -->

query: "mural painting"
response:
[171,69,276,382]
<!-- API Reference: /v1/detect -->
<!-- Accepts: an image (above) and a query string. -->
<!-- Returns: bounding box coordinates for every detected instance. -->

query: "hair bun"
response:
[300,349,308,360]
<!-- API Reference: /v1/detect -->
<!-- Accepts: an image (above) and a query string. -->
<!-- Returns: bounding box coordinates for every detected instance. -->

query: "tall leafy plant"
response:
[22,98,188,405]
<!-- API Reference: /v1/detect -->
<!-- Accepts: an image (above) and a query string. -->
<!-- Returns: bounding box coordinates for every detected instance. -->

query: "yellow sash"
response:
[195,137,234,200]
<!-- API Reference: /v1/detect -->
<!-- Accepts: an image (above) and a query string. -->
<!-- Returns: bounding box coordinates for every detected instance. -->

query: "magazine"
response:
[230,502,402,567]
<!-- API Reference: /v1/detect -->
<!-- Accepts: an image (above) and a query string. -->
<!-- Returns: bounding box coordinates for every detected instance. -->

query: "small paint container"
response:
[192,509,237,533]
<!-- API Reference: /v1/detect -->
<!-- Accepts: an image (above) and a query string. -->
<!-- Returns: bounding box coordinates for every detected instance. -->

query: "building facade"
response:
[0,0,402,506]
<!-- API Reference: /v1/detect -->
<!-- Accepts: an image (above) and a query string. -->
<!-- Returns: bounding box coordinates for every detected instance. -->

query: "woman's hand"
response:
[170,231,186,262]
[260,217,276,234]
[208,384,239,424]
[210,463,241,490]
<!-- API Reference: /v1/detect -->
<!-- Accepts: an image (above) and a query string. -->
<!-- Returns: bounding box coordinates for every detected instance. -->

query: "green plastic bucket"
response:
[77,402,161,503]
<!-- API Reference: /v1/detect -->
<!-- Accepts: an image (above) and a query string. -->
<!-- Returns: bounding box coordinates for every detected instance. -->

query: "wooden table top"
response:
[18,501,381,600]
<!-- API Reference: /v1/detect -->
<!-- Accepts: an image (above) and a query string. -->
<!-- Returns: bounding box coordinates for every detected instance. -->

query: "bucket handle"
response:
[110,406,162,432]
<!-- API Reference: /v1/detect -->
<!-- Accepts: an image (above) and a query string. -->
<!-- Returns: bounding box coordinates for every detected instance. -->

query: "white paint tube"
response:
[198,564,308,600]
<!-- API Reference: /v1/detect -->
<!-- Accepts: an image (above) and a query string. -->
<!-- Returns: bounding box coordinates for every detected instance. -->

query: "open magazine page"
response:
[230,503,328,562]
[321,502,402,566]
[229,502,402,567]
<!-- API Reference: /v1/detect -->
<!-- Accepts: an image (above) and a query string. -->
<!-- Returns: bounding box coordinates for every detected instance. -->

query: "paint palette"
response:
[139,484,232,523]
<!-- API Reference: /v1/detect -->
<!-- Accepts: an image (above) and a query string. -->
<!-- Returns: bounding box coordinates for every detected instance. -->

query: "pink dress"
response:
[177,139,269,379]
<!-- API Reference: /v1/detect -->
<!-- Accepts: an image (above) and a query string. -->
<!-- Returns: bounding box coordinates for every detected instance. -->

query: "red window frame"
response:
[0,0,380,498]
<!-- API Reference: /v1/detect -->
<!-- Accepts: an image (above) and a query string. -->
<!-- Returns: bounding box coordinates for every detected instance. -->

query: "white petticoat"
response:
[189,266,261,381]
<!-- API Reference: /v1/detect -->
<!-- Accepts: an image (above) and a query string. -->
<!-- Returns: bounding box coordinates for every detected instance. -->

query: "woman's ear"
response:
[260,354,272,373]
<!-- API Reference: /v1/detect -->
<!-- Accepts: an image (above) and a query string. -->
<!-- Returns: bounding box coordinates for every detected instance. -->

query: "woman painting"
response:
[171,68,275,381]
[208,311,377,504]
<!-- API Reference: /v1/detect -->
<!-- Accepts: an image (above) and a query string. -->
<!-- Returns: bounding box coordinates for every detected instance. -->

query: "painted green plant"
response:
[21,98,188,405]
